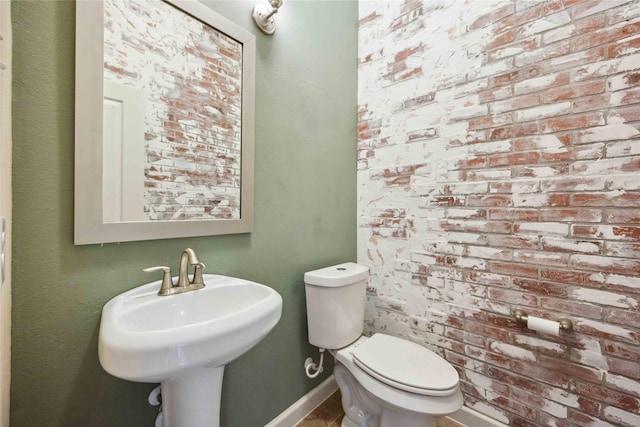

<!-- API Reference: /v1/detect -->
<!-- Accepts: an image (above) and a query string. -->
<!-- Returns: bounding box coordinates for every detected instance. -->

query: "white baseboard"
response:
[265,376,507,427]
[265,375,338,427]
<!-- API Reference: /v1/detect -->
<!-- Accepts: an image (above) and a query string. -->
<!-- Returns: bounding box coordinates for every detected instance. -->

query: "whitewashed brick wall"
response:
[357,1,640,425]
[104,0,242,220]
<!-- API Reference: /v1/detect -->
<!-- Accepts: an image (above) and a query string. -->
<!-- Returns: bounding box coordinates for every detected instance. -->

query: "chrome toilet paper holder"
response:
[512,309,573,332]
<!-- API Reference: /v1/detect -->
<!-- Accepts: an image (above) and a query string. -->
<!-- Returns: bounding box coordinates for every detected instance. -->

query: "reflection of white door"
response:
[103,81,145,222]
[0,2,11,425]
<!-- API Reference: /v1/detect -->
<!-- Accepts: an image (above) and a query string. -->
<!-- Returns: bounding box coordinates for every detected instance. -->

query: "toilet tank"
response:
[304,262,369,350]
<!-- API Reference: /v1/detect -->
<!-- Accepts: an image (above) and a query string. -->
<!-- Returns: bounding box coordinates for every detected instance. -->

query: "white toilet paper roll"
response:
[526,316,560,336]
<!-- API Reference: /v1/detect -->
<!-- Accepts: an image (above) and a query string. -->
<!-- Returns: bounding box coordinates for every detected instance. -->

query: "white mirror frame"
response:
[75,0,255,245]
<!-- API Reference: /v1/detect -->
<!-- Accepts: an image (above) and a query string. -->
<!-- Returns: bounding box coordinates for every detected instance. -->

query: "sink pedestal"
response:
[161,366,225,427]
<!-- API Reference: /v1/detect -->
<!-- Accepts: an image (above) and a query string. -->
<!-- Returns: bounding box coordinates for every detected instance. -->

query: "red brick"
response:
[572,92,612,113]
[489,261,538,278]
[469,3,515,31]
[543,0,583,13]
[495,4,543,32]
[490,35,541,62]
[515,40,571,68]
[608,33,640,57]
[574,192,640,208]
[540,297,603,319]
[490,67,540,88]
[488,234,539,250]
[428,196,464,207]
[467,195,512,207]
[489,208,538,221]
[514,278,568,297]
[491,93,541,113]
[402,91,436,109]
[542,80,605,103]
[486,30,516,50]
[571,255,640,275]
[616,87,640,106]
[490,123,539,140]
[479,85,513,103]
[454,156,487,170]
[468,114,513,131]
[567,411,604,426]
[540,112,604,133]
[572,381,640,413]
[571,0,633,20]
[613,104,640,123]
[512,360,571,389]
[467,168,512,181]
[513,134,570,151]
[540,208,602,222]
[540,354,603,383]
[540,268,605,287]
[395,45,422,62]
[607,209,640,223]
[606,355,640,379]
[605,310,640,330]
[489,395,536,421]
[514,71,570,95]
[466,270,511,287]
[358,11,380,26]
[542,47,605,74]
[603,340,640,359]
[513,163,570,178]
[573,224,640,240]
[541,176,606,193]
[541,237,602,254]
[466,221,512,234]
[573,19,640,51]
[543,13,605,44]
[489,180,538,194]
[489,151,539,167]
[515,250,568,267]
[487,366,540,392]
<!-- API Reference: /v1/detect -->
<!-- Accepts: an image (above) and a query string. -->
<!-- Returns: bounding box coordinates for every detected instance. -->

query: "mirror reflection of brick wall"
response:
[104,0,242,221]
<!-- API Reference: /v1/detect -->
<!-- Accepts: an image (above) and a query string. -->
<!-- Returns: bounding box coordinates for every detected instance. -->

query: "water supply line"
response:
[148,385,163,427]
[304,348,325,378]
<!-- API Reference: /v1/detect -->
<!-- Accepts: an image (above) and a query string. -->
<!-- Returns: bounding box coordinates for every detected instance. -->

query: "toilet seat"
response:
[351,334,459,397]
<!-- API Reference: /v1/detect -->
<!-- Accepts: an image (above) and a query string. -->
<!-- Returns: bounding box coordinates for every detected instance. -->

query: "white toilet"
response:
[304,262,463,427]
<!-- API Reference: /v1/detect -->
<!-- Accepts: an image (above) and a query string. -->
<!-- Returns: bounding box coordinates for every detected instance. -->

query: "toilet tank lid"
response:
[304,263,369,287]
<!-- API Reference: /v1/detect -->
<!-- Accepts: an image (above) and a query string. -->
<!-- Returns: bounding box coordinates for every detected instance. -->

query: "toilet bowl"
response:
[332,334,463,427]
[304,263,463,427]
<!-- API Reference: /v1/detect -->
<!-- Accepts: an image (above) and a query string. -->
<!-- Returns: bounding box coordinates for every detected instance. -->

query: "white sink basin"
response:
[99,274,283,383]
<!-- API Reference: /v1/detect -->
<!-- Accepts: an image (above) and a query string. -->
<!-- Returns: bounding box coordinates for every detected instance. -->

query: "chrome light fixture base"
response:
[252,0,283,35]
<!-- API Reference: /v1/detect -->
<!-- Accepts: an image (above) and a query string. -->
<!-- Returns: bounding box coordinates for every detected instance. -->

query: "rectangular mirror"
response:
[75,0,255,244]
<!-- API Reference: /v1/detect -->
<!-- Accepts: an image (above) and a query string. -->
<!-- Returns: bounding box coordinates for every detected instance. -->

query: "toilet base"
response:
[341,415,359,427]
[335,362,439,427]
[380,408,435,427]
[341,409,436,427]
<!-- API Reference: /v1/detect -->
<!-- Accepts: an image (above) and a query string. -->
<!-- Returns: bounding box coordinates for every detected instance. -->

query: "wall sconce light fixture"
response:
[252,0,283,35]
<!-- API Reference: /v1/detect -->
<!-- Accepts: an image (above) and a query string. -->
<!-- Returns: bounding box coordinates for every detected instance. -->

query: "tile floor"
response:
[295,390,344,427]
[295,390,464,427]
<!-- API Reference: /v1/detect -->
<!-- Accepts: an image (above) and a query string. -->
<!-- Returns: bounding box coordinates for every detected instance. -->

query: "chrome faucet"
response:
[177,248,206,290]
[144,248,206,296]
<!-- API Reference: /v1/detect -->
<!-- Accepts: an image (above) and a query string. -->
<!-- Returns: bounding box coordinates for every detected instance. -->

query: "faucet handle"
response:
[143,266,174,296]
[191,262,206,288]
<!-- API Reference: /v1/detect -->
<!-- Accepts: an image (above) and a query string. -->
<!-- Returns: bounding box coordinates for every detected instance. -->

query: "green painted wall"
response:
[11,1,357,426]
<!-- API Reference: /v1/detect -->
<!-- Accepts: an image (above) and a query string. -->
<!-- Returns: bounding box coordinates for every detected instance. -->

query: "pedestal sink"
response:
[98,274,283,427]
